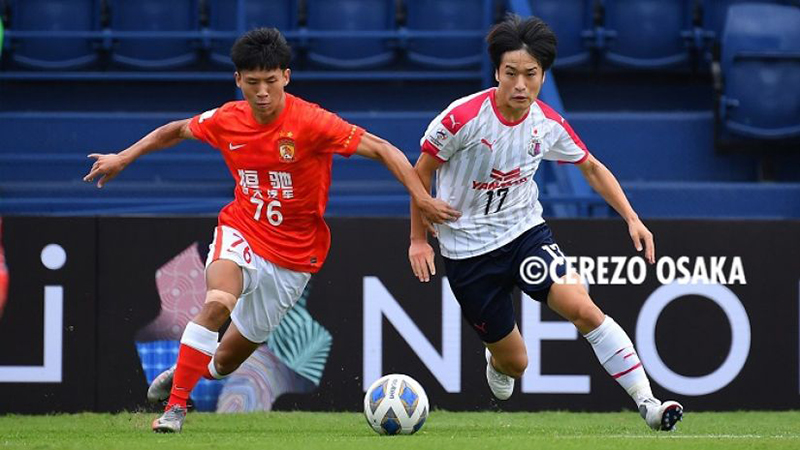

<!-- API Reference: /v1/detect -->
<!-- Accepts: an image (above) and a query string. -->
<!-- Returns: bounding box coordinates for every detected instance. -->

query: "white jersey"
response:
[421,88,589,259]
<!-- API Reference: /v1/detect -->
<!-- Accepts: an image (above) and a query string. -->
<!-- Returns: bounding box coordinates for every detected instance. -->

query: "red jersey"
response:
[189,94,365,273]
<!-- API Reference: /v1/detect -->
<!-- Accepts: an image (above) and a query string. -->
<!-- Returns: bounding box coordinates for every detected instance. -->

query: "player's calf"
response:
[165,322,219,409]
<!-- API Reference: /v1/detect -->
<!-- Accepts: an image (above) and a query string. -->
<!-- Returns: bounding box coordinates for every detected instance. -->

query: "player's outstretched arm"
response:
[355,132,461,225]
[83,118,195,188]
[408,153,443,282]
[577,154,656,264]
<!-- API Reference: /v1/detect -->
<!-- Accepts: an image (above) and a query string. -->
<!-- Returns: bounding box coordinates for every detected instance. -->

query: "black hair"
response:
[230,27,292,72]
[486,14,557,71]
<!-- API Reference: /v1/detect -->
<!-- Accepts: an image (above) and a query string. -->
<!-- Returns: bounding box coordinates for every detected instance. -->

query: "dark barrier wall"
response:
[0,218,98,413]
[0,217,798,413]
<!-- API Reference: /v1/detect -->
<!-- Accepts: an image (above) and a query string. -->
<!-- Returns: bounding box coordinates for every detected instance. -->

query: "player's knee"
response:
[506,358,528,378]
[550,285,601,325]
[497,353,528,378]
[204,289,237,312]
[206,259,244,297]
[193,295,234,329]
[561,271,583,287]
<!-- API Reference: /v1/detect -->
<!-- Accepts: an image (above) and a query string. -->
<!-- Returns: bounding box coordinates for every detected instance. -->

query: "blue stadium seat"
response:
[110,0,198,69]
[702,0,800,41]
[9,0,99,69]
[206,0,296,67]
[719,3,800,139]
[604,0,693,68]
[530,0,595,68]
[306,0,395,69]
[405,0,485,68]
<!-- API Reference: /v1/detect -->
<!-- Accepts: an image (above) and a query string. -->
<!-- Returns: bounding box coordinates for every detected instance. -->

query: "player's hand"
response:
[409,238,436,282]
[83,153,127,188]
[417,197,461,225]
[628,219,655,264]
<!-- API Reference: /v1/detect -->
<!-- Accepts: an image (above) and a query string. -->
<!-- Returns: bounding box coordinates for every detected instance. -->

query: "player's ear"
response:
[283,68,291,87]
[494,69,500,84]
[234,71,242,88]
[542,71,547,84]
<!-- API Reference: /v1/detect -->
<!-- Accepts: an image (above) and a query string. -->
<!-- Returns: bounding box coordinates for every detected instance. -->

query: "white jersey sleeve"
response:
[420,109,464,162]
[536,100,590,164]
[420,90,493,162]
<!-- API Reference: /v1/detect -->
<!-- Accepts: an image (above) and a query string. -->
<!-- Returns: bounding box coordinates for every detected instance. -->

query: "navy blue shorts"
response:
[443,223,567,343]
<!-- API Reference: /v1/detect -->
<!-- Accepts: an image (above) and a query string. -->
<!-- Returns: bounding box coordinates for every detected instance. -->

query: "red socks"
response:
[167,344,212,408]
[166,321,219,409]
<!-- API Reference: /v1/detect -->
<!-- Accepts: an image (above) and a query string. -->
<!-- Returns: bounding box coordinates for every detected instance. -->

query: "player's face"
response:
[235,68,291,123]
[494,49,545,114]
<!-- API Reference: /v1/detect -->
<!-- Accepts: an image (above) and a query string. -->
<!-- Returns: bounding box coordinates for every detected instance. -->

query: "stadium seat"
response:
[701,0,800,42]
[405,0,486,68]
[9,0,99,69]
[206,0,296,67]
[603,0,693,68]
[718,3,800,139]
[530,0,595,68]
[305,0,395,69]
[109,0,199,69]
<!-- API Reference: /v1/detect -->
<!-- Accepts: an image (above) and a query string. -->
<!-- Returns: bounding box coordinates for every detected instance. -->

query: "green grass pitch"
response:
[1,411,799,450]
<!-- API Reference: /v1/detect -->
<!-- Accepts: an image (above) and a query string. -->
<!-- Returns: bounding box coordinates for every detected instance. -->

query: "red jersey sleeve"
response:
[306,105,365,157]
[189,106,224,150]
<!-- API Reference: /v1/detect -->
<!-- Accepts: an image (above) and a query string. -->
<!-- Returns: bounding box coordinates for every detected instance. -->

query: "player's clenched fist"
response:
[83,153,128,188]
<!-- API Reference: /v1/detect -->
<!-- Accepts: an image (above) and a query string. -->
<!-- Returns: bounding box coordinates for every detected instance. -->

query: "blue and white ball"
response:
[363,374,429,435]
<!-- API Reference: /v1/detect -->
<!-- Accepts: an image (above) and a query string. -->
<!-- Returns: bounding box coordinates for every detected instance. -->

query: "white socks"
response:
[180,322,234,380]
[207,357,231,380]
[180,321,219,356]
[584,316,654,407]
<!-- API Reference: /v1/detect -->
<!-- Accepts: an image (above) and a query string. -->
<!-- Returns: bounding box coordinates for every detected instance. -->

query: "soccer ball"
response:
[363,374,429,435]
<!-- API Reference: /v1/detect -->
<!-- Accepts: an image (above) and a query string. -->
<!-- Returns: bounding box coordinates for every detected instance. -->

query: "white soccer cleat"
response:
[485,348,514,400]
[147,364,176,404]
[641,399,684,431]
[151,404,187,433]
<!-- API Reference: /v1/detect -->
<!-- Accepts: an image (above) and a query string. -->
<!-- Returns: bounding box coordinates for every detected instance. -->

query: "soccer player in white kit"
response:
[408,15,683,431]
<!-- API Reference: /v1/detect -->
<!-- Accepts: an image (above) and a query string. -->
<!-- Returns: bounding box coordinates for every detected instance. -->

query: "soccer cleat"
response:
[147,364,176,404]
[485,348,514,400]
[640,399,684,431]
[152,404,187,433]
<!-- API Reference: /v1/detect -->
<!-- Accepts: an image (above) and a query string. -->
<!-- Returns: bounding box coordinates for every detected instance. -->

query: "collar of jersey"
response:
[246,93,294,129]
[489,87,530,127]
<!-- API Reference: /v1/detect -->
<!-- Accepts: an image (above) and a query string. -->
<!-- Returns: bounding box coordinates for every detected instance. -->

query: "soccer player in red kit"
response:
[83,28,460,433]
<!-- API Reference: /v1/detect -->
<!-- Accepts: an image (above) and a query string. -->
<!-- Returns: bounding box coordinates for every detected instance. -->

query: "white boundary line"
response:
[550,435,800,439]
